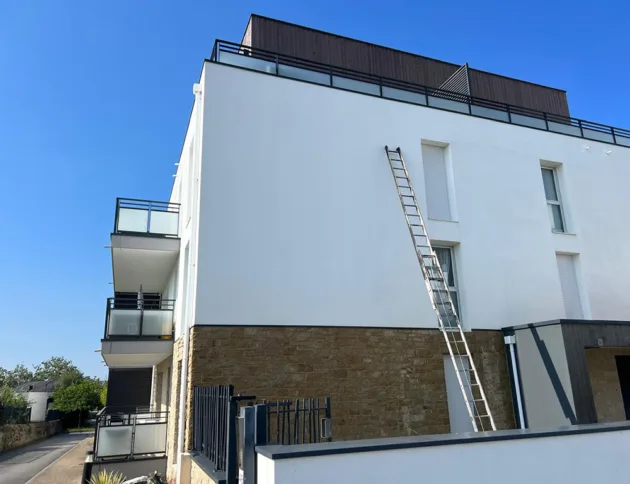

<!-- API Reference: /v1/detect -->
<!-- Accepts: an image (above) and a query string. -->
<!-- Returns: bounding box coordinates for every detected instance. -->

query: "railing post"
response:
[240,406,256,484]
[114,198,120,233]
[104,299,110,339]
[578,119,584,138]
[611,127,617,145]
[146,201,152,234]
[324,397,332,442]
[275,54,279,76]
[506,104,512,123]
[544,112,549,131]
[468,96,472,115]
[254,404,268,446]
[379,77,383,97]
[329,66,333,87]
[139,302,144,337]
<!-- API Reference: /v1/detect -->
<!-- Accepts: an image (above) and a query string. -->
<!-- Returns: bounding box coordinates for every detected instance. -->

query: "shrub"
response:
[90,470,124,484]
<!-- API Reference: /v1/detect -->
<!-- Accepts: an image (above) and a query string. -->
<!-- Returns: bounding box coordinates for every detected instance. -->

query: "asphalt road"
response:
[0,433,88,484]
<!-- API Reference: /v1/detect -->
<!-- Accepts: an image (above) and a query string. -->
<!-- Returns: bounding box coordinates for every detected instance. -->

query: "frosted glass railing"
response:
[115,199,179,237]
[95,412,168,459]
[105,299,174,338]
[212,40,630,147]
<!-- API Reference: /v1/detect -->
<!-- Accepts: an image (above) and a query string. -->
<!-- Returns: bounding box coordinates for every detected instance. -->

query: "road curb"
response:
[25,434,91,484]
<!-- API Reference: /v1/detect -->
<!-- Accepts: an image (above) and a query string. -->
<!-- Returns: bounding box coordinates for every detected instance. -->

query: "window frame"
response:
[541,167,566,233]
[433,246,461,323]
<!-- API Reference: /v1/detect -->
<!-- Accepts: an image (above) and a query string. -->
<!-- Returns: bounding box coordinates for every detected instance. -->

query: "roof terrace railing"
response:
[210,40,630,148]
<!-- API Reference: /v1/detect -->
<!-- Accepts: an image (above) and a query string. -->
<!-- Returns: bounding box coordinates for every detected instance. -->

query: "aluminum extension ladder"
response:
[384,146,496,432]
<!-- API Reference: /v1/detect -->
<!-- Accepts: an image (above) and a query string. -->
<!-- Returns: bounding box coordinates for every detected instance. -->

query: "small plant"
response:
[90,470,125,484]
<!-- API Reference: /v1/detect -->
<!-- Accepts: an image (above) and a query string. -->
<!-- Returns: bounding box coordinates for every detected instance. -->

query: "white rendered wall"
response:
[194,62,630,330]
[23,392,49,422]
[257,428,630,484]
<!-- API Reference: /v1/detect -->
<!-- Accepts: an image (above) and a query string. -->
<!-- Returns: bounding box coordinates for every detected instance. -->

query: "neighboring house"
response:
[97,14,630,482]
[15,381,57,422]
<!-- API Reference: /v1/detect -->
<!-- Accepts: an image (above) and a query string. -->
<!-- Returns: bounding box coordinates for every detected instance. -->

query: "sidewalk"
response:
[28,435,93,484]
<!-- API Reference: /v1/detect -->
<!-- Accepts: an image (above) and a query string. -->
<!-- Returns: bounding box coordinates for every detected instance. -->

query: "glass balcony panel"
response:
[548,121,581,136]
[108,310,141,336]
[511,113,547,130]
[219,51,276,74]
[117,208,149,233]
[142,310,173,336]
[583,128,614,143]
[428,96,470,114]
[332,76,380,96]
[149,210,179,236]
[382,87,427,105]
[278,64,330,85]
[133,423,168,454]
[616,135,630,147]
[471,105,509,122]
[96,426,133,458]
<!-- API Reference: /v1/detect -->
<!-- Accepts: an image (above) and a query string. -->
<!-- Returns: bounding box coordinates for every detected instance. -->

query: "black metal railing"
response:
[262,398,332,445]
[210,40,630,148]
[114,198,180,237]
[104,297,175,339]
[93,407,169,460]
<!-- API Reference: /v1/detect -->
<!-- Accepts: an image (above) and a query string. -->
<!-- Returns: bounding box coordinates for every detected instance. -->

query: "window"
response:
[422,144,452,221]
[434,246,460,325]
[541,167,565,232]
[556,253,583,319]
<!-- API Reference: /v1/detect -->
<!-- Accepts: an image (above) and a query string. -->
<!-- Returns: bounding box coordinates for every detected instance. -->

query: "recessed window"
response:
[422,144,452,221]
[541,167,565,233]
[434,246,460,326]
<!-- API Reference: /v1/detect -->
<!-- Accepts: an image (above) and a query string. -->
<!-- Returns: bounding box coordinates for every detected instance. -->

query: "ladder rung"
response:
[395,176,408,179]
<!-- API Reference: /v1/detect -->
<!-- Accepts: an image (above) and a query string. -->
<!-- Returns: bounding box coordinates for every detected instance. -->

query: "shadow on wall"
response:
[530,326,576,424]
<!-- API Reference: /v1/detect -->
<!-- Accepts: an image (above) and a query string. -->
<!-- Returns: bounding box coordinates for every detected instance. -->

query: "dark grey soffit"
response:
[503,319,630,332]
[256,421,630,460]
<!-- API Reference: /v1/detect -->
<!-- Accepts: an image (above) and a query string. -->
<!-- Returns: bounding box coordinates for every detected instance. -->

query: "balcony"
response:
[210,40,630,148]
[101,298,174,368]
[110,198,180,294]
[88,408,167,477]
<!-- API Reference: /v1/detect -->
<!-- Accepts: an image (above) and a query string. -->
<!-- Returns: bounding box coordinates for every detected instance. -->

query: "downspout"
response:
[176,81,204,483]
[504,335,526,429]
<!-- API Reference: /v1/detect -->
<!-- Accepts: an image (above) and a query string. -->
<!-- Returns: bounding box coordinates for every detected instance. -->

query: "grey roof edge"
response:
[256,422,630,460]
[503,319,630,332]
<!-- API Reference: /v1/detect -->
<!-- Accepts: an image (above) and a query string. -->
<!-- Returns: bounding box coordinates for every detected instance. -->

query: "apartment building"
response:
[97,14,630,481]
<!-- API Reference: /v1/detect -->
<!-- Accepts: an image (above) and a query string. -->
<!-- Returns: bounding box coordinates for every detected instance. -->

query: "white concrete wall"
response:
[257,428,630,484]
[193,62,630,330]
[22,392,49,422]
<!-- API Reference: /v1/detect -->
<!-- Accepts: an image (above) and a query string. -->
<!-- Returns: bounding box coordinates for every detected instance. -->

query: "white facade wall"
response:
[188,62,630,331]
[22,392,50,422]
[257,428,630,484]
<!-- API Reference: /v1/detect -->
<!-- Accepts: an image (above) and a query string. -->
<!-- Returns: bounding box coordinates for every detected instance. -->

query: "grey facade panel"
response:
[514,325,575,428]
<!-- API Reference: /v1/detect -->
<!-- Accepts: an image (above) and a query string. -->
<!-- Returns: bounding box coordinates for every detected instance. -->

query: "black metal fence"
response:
[0,405,31,424]
[192,385,234,472]
[262,398,332,445]
[192,385,333,484]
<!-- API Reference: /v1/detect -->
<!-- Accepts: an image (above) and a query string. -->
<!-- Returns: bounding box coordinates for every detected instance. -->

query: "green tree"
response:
[0,364,34,388]
[33,357,83,384]
[100,381,108,407]
[0,385,29,407]
[52,379,103,427]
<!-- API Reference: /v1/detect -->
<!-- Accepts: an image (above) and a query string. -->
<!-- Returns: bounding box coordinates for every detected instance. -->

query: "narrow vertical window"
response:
[541,167,565,233]
[434,246,460,326]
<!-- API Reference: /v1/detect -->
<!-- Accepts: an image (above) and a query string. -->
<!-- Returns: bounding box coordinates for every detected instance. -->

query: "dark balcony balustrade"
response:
[104,297,174,340]
[210,40,630,148]
[114,198,180,237]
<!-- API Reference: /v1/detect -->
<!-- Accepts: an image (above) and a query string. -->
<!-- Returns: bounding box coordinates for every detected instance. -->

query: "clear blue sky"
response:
[0,0,627,378]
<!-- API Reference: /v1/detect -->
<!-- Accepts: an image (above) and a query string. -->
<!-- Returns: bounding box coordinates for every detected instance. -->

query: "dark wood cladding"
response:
[468,70,569,117]
[246,15,570,116]
[561,322,630,424]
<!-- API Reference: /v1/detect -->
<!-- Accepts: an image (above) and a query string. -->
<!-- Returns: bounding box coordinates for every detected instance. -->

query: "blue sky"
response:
[0,0,628,378]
